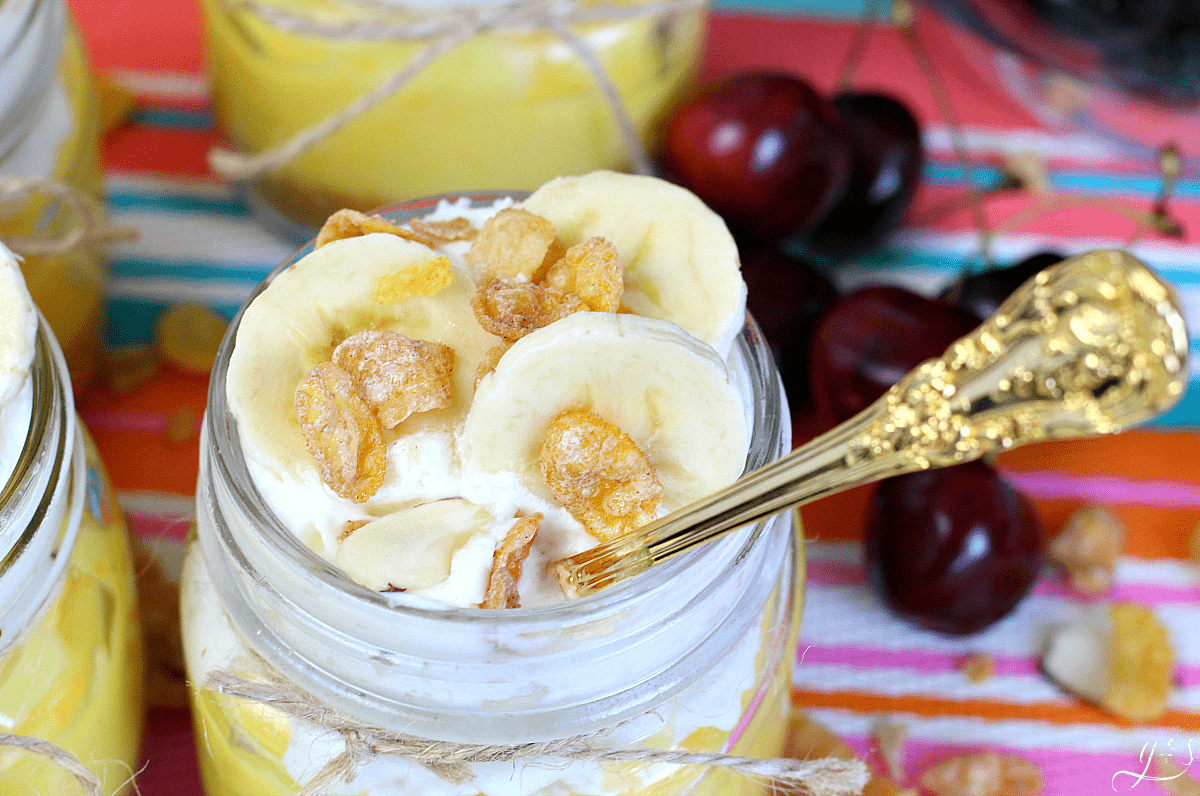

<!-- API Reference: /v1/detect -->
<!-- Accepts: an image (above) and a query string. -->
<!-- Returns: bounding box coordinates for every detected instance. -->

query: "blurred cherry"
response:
[662,72,853,242]
[807,286,979,425]
[801,92,924,262]
[941,251,1065,321]
[864,460,1045,636]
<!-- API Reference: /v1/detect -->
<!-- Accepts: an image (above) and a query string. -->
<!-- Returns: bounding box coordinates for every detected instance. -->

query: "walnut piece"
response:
[332,329,454,429]
[295,362,387,503]
[1049,504,1124,594]
[919,751,1043,796]
[481,514,542,609]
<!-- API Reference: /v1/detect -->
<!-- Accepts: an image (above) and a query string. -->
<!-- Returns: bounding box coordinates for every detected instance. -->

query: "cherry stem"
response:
[990,193,1180,241]
[835,0,880,93]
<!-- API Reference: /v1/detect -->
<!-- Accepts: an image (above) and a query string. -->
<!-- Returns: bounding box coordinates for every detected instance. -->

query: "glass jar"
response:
[199,0,710,236]
[0,316,143,792]
[0,0,107,393]
[181,198,801,796]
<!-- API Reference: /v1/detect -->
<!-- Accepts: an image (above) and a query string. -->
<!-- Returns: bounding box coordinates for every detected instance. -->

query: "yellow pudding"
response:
[199,0,708,229]
[0,0,107,393]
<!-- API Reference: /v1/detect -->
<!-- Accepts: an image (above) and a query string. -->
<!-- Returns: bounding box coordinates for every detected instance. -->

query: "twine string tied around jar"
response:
[0,176,138,256]
[206,0,709,182]
[0,734,102,796]
[206,669,871,796]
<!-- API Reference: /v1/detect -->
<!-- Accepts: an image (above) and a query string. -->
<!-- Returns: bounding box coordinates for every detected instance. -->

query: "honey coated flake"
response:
[408,217,477,246]
[872,719,908,785]
[464,208,561,284]
[315,208,423,248]
[1105,602,1174,722]
[543,237,623,313]
[331,330,454,429]
[919,751,1043,796]
[481,514,542,609]
[295,362,387,503]
[1050,504,1125,594]
[539,409,662,542]
[472,278,586,341]
[474,342,511,389]
[373,256,455,304]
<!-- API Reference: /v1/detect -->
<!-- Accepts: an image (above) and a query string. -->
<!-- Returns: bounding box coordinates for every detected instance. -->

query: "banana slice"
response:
[520,171,747,358]
[227,233,499,483]
[463,312,749,512]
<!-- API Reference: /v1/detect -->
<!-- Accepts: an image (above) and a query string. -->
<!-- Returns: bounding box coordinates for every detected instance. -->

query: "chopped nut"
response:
[543,236,623,313]
[373,256,454,303]
[464,208,559,284]
[295,362,386,503]
[103,345,160,394]
[156,304,228,375]
[471,278,586,341]
[481,514,542,609]
[961,652,996,683]
[1154,756,1200,796]
[331,330,454,429]
[315,208,425,248]
[408,217,477,246]
[776,709,899,796]
[540,409,662,542]
[919,751,1043,796]
[872,718,908,784]
[1050,504,1124,594]
[340,519,370,541]
[164,407,196,444]
[474,342,510,389]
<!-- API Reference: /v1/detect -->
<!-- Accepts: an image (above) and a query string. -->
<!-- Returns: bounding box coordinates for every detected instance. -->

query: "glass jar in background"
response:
[0,0,107,394]
[0,315,143,792]
[180,197,801,796]
[199,0,710,237]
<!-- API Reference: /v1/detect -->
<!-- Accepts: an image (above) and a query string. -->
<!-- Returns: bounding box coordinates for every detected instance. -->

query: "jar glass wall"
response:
[181,197,801,796]
[0,320,143,793]
[199,0,709,235]
[0,0,107,393]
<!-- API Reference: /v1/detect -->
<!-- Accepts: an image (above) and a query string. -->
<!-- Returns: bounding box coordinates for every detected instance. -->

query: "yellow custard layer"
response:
[0,13,107,393]
[0,431,143,795]
[199,0,706,228]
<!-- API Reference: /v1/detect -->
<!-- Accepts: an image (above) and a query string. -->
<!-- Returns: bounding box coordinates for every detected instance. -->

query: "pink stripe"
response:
[126,511,193,541]
[1001,468,1200,509]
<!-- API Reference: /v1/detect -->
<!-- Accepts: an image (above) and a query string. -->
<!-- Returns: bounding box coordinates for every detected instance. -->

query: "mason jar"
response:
[0,0,108,393]
[180,195,801,796]
[199,0,710,236]
[0,316,143,792]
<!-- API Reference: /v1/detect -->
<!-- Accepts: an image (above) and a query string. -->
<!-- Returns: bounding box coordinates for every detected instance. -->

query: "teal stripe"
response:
[110,257,276,283]
[106,299,241,347]
[924,161,1200,199]
[1148,378,1200,429]
[106,189,248,217]
[129,106,213,131]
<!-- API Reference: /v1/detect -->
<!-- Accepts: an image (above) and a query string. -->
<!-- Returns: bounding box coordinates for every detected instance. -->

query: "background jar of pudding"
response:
[0,0,108,393]
[180,200,801,796]
[0,316,144,793]
[198,0,710,237]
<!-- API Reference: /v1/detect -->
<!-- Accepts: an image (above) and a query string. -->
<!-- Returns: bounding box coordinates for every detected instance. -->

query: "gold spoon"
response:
[555,249,1189,598]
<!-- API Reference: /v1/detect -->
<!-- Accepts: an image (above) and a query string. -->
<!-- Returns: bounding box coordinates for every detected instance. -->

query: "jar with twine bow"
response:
[0,244,144,795]
[179,196,867,796]
[0,0,124,394]
[200,0,710,237]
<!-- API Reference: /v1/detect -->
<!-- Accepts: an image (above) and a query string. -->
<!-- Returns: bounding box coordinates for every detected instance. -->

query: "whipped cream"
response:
[0,241,38,489]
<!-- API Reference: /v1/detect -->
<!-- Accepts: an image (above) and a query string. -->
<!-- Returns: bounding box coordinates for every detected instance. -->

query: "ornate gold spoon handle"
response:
[557,249,1189,597]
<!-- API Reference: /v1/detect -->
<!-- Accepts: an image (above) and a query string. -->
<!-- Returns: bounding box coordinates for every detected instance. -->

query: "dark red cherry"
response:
[740,245,838,411]
[801,92,924,263]
[941,251,1065,321]
[807,286,979,426]
[863,461,1046,636]
[662,72,854,242]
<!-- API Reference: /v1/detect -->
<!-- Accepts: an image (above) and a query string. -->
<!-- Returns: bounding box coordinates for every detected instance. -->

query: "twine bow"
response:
[0,734,102,796]
[206,669,870,796]
[207,0,707,182]
[0,177,137,256]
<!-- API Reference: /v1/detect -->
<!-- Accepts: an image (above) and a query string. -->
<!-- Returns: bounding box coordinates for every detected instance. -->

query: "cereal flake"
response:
[315,208,425,248]
[543,236,623,313]
[295,362,387,503]
[464,208,559,284]
[471,278,586,341]
[1106,602,1174,722]
[408,217,477,246]
[331,329,454,429]
[872,718,908,784]
[1050,504,1124,595]
[481,514,542,609]
[919,751,1043,796]
[373,256,454,304]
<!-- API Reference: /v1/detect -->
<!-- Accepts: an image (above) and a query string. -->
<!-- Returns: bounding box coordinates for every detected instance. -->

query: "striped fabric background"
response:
[66,1,1200,794]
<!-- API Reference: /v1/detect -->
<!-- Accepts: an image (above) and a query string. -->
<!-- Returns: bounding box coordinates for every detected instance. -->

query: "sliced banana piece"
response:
[227,233,499,483]
[336,498,494,592]
[464,312,749,512]
[520,171,747,357]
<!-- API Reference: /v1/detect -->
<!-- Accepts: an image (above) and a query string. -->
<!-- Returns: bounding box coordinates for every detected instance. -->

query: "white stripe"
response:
[106,172,233,199]
[107,68,210,102]
[108,275,258,305]
[108,209,296,268]
[923,125,1127,163]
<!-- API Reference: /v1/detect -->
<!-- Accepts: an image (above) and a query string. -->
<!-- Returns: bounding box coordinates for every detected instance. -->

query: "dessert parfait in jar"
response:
[182,171,808,795]
[0,0,110,392]
[199,0,710,235]
[0,241,143,793]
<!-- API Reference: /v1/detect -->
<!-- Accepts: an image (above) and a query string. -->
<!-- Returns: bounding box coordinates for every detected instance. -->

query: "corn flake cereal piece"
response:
[315,208,427,248]
[156,304,228,374]
[1153,757,1200,796]
[373,256,454,304]
[408,217,477,246]
[341,519,370,541]
[872,719,908,785]
[1105,602,1174,722]
[474,342,511,389]
[331,330,454,429]
[960,652,996,683]
[481,514,542,609]
[540,409,662,542]
[1050,504,1124,595]
[919,751,1043,796]
[103,345,160,394]
[543,237,623,313]
[295,362,386,503]
[464,208,559,284]
[472,278,586,341]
